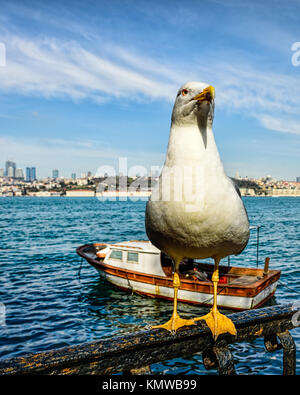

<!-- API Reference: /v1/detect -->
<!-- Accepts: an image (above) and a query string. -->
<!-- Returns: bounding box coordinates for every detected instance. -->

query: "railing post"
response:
[264,330,296,375]
[278,331,296,375]
[202,339,236,375]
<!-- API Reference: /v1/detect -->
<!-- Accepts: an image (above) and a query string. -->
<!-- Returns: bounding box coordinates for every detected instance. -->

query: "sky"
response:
[0,0,299,180]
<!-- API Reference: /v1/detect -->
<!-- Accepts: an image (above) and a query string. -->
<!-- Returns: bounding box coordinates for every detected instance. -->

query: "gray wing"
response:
[230,178,242,199]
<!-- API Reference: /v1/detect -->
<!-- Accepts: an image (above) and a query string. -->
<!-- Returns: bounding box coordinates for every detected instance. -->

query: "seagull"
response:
[145,81,250,340]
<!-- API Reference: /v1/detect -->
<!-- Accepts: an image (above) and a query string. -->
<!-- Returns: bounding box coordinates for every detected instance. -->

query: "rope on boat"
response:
[124,269,134,294]
[196,285,227,307]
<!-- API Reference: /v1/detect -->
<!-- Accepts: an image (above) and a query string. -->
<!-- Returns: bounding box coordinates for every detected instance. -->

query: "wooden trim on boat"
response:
[112,284,277,311]
[76,244,281,299]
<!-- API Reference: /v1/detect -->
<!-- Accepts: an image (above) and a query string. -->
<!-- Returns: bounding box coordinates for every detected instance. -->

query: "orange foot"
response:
[194,309,237,340]
[152,314,195,333]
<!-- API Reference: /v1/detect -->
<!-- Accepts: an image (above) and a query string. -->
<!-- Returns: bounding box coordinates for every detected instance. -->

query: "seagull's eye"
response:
[181,89,188,96]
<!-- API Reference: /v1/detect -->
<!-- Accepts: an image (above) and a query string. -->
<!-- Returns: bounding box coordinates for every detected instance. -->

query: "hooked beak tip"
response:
[193,85,215,102]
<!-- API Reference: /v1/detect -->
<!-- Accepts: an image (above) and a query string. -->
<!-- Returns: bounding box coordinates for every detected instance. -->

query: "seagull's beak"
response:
[193,86,215,102]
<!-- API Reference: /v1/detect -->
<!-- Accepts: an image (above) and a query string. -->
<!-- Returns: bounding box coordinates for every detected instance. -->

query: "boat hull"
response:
[77,243,281,311]
[97,269,278,310]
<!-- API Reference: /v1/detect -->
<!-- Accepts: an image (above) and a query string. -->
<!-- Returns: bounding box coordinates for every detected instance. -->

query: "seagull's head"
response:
[171,81,215,126]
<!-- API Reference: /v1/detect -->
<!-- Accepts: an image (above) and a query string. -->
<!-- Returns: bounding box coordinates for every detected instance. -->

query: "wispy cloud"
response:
[0,1,299,140]
[0,34,180,103]
[1,31,300,132]
[258,115,300,135]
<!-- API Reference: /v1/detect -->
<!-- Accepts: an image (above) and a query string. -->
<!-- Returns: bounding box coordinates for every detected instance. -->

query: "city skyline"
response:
[0,158,299,182]
[0,1,299,179]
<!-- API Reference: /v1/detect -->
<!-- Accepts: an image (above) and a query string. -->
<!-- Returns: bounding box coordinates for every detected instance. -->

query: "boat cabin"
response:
[98,240,166,277]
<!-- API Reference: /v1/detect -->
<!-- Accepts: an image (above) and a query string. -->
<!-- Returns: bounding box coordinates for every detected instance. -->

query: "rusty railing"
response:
[0,303,298,375]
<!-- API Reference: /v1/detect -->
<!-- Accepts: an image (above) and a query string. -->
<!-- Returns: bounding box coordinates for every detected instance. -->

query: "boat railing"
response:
[227,225,262,268]
[0,303,298,376]
[249,225,262,267]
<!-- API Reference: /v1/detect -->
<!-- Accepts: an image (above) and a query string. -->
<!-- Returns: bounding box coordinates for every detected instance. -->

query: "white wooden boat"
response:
[76,240,281,310]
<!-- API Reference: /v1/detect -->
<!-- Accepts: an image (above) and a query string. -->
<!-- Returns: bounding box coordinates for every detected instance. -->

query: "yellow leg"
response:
[152,271,195,332]
[194,259,237,340]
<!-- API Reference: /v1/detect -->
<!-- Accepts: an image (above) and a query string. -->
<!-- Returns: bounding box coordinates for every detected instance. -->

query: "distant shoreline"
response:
[1,193,300,198]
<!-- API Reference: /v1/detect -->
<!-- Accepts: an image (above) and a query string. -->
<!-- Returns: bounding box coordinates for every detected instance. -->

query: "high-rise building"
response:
[7,166,14,178]
[52,169,59,179]
[31,167,36,181]
[5,161,16,177]
[15,168,24,179]
[297,177,300,183]
[71,173,76,180]
[0,168,4,177]
[26,167,36,182]
[26,167,31,182]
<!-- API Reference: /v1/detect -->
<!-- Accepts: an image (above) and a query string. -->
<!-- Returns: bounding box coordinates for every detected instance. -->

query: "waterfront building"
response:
[15,168,24,179]
[52,169,59,179]
[26,167,31,181]
[66,189,95,197]
[5,161,16,177]
[26,167,36,182]
[7,166,14,178]
[31,167,36,181]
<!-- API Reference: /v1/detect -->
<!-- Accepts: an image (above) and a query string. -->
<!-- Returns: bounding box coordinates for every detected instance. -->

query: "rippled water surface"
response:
[0,196,299,374]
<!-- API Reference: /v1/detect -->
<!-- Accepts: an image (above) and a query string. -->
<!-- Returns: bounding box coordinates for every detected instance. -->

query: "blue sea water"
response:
[0,196,299,375]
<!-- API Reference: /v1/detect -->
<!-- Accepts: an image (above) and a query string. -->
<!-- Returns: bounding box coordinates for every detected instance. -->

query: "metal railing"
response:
[0,303,298,375]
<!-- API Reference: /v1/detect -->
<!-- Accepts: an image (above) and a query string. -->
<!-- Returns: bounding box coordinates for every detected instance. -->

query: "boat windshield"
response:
[127,252,139,263]
[109,250,123,260]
